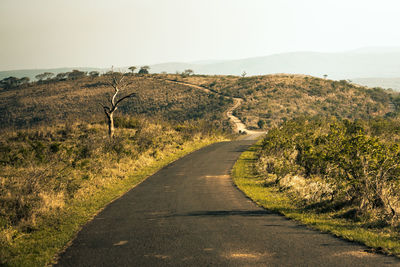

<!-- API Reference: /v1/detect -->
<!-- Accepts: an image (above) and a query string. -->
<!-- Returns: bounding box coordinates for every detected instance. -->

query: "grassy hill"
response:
[0,74,232,131]
[2,72,399,132]
[166,73,400,128]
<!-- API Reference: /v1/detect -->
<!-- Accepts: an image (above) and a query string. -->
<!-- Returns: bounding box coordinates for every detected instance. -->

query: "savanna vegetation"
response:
[162,72,400,255]
[161,73,399,128]
[0,71,233,266]
[0,118,227,266]
[0,72,232,131]
[2,69,400,264]
[257,117,400,224]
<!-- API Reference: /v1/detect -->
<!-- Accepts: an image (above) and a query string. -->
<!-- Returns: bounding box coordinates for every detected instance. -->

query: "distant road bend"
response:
[158,78,266,137]
[56,81,400,266]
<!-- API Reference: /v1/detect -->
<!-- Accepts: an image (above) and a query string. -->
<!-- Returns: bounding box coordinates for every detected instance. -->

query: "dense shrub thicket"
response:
[257,117,400,226]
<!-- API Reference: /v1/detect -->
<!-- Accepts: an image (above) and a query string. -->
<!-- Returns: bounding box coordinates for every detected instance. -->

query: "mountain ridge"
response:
[2,47,400,84]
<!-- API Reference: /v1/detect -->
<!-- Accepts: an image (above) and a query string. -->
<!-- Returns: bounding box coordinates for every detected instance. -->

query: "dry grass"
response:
[0,117,229,266]
[164,73,398,129]
[0,74,232,131]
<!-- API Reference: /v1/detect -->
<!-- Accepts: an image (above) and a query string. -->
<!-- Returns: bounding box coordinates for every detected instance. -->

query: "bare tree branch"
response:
[115,92,137,107]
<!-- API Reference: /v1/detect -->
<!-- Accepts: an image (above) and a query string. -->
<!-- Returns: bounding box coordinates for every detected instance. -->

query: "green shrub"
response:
[257,117,400,225]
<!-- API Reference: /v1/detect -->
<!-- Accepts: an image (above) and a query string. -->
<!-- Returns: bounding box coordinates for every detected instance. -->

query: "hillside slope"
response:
[1,73,399,132]
[0,75,232,130]
[167,74,399,129]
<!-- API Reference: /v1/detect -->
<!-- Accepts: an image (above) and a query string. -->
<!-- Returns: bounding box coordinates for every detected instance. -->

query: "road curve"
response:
[56,136,399,266]
[158,78,266,136]
[226,98,264,136]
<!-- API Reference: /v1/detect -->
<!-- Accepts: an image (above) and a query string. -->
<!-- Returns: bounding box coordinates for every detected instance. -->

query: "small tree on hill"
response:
[241,71,247,77]
[56,72,68,80]
[35,74,43,81]
[35,72,54,81]
[19,77,30,85]
[43,72,54,80]
[128,66,137,74]
[0,76,30,89]
[138,66,150,74]
[183,69,194,76]
[35,73,45,81]
[89,71,99,78]
[101,68,136,138]
[0,76,18,88]
[67,70,87,80]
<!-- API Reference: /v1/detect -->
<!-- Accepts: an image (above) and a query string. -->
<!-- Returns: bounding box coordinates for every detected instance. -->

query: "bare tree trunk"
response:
[108,112,115,139]
[104,110,115,139]
[104,111,115,139]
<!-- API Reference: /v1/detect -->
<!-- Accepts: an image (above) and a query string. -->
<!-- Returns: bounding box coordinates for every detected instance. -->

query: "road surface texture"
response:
[56,134,400,266]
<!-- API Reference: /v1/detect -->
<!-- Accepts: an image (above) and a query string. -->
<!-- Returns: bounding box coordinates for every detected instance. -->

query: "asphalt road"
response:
[56,136,400,266]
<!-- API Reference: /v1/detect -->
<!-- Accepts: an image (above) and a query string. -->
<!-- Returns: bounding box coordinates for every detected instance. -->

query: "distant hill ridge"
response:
[1,47,400,88]
[0,67,106,81]
[149,49,400,79]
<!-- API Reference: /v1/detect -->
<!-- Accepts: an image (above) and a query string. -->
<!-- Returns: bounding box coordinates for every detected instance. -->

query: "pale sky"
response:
[1,0,400,71]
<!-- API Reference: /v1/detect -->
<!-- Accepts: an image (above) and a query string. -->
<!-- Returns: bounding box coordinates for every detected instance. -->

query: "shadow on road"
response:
[230,145,252,152]
[166,210,273,217]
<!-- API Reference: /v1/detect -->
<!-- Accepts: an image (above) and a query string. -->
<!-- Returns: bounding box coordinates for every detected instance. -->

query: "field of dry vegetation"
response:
[0,74,232,130]
[1,71,400,264]
[0,118,227,265]
[166,73,398,128]
[0,73,233,265]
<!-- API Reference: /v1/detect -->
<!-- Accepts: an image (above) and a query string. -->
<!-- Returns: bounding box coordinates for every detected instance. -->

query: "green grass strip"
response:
[5,137,225,267]
[232,140,400,257]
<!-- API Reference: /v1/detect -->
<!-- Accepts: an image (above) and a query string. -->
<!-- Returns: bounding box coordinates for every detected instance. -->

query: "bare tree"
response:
[241,71,247,77]
[101,68,136,138]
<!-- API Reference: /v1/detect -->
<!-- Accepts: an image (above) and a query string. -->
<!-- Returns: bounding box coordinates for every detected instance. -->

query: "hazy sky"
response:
[1,0,400,71]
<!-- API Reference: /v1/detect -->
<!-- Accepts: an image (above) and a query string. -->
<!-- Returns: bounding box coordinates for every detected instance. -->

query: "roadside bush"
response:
[257,117,400,225]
